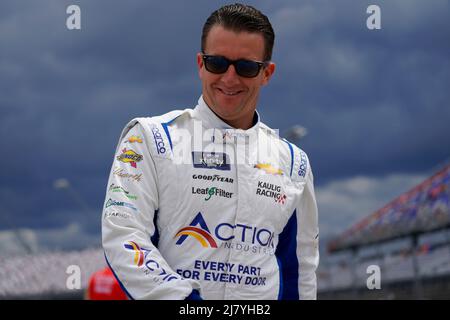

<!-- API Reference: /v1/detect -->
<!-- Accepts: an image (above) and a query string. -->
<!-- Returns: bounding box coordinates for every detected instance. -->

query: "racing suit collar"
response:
[195,95,261,132]
[194,95,262,144]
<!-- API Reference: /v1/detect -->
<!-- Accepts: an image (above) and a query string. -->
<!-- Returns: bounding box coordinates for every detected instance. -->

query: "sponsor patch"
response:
[298,151,308,177]
[192,152,230,171]
[113,167,142,182]
[124,135,143,144]
[256,181,286,205]
[174,212,275,249]
[124,241,145,266]
[109,183,138,200]
[192,174,234,184]
[123,241,179,282]
[117,148,143,168]
[254,163,283,175]
[150,125,167,154]
[105,198,138,211]
[176,259,266,287]
[174,212,218,248]
[192,186,233,201]
[104,211,131,220]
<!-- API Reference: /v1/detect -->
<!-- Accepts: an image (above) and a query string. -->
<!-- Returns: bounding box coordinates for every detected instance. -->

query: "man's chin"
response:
[214,103,240,117]
[216,95,244,109]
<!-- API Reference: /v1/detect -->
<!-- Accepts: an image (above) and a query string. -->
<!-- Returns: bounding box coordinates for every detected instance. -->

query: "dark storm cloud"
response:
[0,0,448,248]
[0,0,227,238]
[264,0,450,181]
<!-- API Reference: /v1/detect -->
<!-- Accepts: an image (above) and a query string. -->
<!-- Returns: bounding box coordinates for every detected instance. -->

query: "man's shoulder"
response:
[258,121,306,153]
[129,108,193,129]
[259,121,311,180]
[117,108,194,158]
[281,137,311,180]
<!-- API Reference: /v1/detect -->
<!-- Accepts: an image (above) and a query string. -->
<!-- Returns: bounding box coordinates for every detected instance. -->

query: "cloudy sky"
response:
[0,0,449,255]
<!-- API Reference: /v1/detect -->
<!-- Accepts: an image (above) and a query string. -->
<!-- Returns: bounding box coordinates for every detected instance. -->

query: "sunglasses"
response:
[202,54,268,78]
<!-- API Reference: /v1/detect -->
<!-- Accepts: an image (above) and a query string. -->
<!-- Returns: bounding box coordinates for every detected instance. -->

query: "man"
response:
[102,3,319,300]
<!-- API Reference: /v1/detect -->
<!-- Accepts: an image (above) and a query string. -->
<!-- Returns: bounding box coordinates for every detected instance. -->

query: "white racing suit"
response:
[102,96,319,300]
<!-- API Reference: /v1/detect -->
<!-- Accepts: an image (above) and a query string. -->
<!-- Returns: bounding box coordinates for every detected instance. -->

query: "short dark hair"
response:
[201,3,275,61]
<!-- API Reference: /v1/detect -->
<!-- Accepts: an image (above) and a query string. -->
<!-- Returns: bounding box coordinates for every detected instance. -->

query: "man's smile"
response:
[216,87,244,96]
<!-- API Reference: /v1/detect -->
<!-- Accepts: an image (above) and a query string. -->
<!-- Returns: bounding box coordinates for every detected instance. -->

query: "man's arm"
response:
[296,167,319,299]
[276,151,319,300]
[102,121,201,300]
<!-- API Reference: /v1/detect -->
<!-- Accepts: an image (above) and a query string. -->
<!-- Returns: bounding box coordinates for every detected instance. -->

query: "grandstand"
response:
[1,164,448,299]
[319,164,450,299]
[0,247,105,299]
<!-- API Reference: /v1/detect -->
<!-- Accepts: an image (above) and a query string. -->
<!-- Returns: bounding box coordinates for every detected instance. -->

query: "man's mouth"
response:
[217,88,243,96]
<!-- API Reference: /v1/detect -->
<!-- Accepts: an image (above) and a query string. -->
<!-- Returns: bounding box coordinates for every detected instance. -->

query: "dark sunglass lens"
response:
[205,56,229,74]
[235,60,260,77]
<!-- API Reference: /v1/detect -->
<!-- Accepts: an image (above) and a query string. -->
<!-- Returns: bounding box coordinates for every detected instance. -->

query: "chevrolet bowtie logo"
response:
[254,163,283,175]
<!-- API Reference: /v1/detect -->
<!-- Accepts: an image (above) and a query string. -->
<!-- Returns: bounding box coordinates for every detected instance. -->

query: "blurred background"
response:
[0,0,449,299]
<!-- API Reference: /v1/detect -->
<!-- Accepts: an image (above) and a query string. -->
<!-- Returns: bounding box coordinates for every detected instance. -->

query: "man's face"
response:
[197,25,275,129]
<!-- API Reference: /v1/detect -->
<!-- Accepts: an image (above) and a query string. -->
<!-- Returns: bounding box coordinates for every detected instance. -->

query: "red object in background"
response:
[87,267,128,300]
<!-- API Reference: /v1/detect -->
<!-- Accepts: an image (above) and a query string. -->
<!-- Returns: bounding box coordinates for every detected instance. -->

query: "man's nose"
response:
[220,64,240,84]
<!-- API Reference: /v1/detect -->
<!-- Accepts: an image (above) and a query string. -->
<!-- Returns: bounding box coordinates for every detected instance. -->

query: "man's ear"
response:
[197,53,204,78]
[262,62,276,86]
